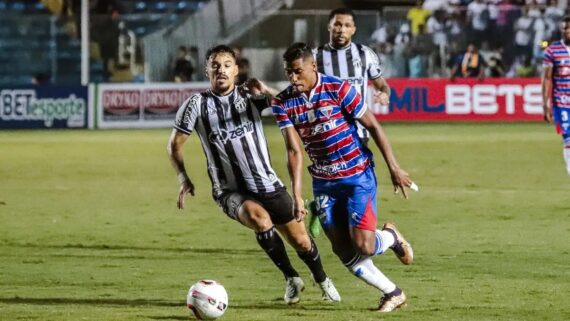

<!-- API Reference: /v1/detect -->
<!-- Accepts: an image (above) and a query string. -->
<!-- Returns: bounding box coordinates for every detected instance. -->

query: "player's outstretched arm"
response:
[244,78,280,99]
[281,126,307,221]
[167,129,195,209]
[541,65,553,123]
[358,110,414,198]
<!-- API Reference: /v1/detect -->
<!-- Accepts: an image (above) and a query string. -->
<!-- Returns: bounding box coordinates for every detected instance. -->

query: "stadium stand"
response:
[0,0,209,85]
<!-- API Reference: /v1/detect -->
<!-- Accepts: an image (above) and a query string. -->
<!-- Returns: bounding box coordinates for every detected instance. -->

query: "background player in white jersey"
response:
[309,8,392,236]
[314,7,391,143]
[167,45,340,304]
[542,16,570,176]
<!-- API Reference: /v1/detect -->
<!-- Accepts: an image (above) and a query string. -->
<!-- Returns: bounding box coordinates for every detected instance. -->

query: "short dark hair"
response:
[282,42,313,63]
[205,45,235,62]
[328,8,355,22]
[564,15,570,23]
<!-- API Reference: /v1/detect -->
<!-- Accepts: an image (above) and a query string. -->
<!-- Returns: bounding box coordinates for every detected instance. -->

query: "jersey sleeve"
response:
[338,80,367,119]
[173,94,201,135]
[271,97,293,129]
[250,94,271,111]
[364,46,383,80]
[543,46,554,67]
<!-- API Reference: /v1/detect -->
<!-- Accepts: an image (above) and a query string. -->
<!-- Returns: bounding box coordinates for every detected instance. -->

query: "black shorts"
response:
[215,188,295,225]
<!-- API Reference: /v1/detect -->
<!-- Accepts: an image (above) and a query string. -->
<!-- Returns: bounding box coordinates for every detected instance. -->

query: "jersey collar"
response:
[305,72,321,102]
[328,42,352,51]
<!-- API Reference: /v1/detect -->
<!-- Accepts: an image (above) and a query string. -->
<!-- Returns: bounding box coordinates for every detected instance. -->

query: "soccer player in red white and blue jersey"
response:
[542,16,570,176]
[272,42,416,312]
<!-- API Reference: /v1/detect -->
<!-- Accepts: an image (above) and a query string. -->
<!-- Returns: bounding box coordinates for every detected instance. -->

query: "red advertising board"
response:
[369,78,543,122]
[97,83,210,128]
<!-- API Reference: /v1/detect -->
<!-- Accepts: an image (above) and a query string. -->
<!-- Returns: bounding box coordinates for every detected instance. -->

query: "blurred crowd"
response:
[371,0,568,79]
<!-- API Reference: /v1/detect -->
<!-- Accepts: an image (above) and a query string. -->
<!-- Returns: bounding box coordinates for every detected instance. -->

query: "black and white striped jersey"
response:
[313,43,383,140]
[174,86,284,199]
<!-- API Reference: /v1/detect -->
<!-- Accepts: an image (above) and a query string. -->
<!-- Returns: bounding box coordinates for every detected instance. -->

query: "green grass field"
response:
[1,123,569,321]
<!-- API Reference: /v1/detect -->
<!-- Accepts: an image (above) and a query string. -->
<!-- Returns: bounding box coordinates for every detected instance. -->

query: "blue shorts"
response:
[553,106,570,136]
[312,166,378,231]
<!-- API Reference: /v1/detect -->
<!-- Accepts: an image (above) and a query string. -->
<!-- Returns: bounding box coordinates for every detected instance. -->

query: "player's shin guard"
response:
[344,254,396,294]
[256,227,299,278]
[296,238,327,283]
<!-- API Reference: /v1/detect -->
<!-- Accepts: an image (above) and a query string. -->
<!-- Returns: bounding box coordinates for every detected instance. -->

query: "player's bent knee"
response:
[290,236,311,252]
[241,203,272,230]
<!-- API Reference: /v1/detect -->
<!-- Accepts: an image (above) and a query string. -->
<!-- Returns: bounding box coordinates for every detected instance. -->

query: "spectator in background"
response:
[60,0,80,38]
[514,6,543,65]
[392,24,412,77]
[450,43,487,81]
[426,9,448,74]
[233,46,250,85]
[447,6,467,49]
[173,46,194,82]
[544,0,565,40]
[407,0,432,36]
[90,0,122,81]
[486,46,505,77]
[467,0,491,46]
[408,24,433,77]
[528,6,547,60]
[370,21,389,46]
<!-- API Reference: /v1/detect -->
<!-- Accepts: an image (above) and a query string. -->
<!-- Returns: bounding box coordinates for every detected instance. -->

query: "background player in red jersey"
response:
[542,16,570,176]
[272,43,416,312]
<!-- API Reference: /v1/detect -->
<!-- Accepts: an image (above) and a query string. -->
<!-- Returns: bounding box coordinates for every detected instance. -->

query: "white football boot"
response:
[284,276,304,304]
[318,277,341,302]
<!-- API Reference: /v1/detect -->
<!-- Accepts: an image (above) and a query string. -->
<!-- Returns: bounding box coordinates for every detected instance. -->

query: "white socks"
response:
[374,229,395,255]
[346,255,396,294]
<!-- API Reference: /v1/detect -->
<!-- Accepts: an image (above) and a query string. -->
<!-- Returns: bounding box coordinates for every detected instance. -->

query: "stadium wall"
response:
[0,78,543,130]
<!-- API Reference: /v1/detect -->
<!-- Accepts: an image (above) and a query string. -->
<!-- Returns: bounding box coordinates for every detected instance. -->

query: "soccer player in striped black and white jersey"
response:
[167,45,340,304]
[542,16,570,176]
[313,8,391,143]
[273,43,415,312]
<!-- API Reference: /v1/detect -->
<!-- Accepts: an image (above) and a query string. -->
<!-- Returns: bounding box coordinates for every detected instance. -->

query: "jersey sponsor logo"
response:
[208,121,254,143]
[559,67,570,75]
[346,77,364,87]
[312,162,348,175]
[311,119,340,135]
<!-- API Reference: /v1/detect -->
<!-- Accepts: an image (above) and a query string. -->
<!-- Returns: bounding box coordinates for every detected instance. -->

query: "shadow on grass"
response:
[1,242,259,256]
[0,296,182,307]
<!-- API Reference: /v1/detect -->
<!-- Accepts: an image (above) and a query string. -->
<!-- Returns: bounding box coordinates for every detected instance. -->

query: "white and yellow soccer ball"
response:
[187,280,228,320]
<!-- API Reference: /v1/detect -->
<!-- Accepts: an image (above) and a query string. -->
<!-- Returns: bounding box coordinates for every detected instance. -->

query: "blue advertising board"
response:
[0,86,89,129]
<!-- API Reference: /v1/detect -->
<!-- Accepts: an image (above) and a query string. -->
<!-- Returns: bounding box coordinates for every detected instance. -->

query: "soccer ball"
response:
[187,280,228,320]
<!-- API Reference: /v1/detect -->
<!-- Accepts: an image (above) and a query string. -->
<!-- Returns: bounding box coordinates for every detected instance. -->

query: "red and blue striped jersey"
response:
[272,73,372,180]
[543,41,570,109]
